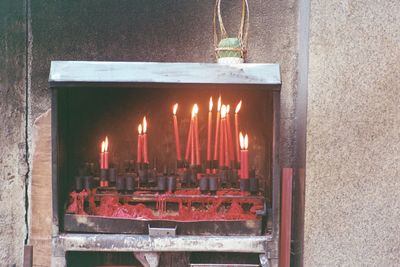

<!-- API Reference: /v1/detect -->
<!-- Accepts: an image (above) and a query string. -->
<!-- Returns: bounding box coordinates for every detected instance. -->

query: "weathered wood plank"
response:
[56,233,271,253]
[49,61,281,86]
[64,214,262,236]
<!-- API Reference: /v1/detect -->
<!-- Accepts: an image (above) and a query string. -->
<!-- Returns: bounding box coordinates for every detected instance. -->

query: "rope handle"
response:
[213,0,250,54]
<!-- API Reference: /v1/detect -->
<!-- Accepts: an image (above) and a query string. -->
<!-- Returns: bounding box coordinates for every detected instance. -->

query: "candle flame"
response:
[143,116,147,133]
[209,97,213,112]
[235,100,242,113]
[239,132,248,150]
[104,136,109,152]
[101,141,105,153]
[217,96,222,112]
[239,132,244,149]
[138,124,143,135]
[192,104,199,118]
[173,103,178,115]
[220,104,227,119]
[226,104,230,114]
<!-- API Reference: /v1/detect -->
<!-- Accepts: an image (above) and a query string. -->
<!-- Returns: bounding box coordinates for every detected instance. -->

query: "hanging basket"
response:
[213,0,249,63]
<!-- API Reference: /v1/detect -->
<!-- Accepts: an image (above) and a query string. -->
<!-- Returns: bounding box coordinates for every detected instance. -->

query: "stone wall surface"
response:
[0,0,27,266]
[304,0,400,266]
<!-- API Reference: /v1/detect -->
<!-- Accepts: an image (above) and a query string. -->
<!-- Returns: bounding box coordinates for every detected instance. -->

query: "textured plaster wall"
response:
[0,0,27,266]
[0,0,299,266]
[304,0,400,265]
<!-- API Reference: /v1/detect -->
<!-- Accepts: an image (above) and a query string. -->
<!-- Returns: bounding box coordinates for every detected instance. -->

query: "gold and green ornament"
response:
[213,0,249,64]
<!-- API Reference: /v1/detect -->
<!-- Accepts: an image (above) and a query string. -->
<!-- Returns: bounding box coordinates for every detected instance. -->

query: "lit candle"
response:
[235,100,242,163]
[191,106,196,165]
[223,106,229,167]
[240,132,249,179]
[100,141,105,169]
[172,104,182,161]
[142,116,149,163]
[213,96,222,162]
[104,136,109,169]
[207,97,213,162]
[220,105,227,167]
[193,104,200,165]
[185,115,193,162]
[226,105,235,162]
[137,124,142,163]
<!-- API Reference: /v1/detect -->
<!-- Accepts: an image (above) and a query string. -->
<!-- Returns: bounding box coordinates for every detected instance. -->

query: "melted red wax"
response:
[66,190,88,215]
[66,189,262,221]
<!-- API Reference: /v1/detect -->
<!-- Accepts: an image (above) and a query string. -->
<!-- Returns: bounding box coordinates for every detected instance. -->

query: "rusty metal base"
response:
[64,214,262,236]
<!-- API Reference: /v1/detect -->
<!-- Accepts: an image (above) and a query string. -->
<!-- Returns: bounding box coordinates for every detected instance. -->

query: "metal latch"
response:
[256,203,268,216]
[148,225,177,236]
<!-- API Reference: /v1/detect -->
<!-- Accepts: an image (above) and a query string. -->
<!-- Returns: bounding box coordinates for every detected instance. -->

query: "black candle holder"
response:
[147,169,157,186]
[158,176,167,192]
[219,168,229,187]
[181,169,191,187]
[167,176,176,193]
[74,176,83,191]
[84,176,94,190]
[116,176,125,191]
[249,177,258,195]
[239,178,250,192]
[230,170,239,187]
[138,168,148,185]
[209,176,218,194]
[199,176,209,193]
[100,169,108,181]
[189,169,198,187]
[125,176,135,192]
[108,168,116,184]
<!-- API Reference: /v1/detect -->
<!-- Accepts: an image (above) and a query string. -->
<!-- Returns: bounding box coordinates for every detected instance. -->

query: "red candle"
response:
[137,124,142,163]
[172,104,181,161]
[191,108,195,165]
[104,136,109,169]
[244,134,249,178]
[193,104,200,165]
[240,132,249,179]
[224,118,229,167]
[213,96,222,161]
[226,105,235,162]
[185,117,193,161]
[100,141,105,169]
[219,105,227,167]
[234,100,242,163]
[142,116,148,163]
[207,97,213,161]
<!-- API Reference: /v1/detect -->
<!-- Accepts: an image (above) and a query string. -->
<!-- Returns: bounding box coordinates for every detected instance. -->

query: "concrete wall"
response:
[0,0,299,266]
[304,0,400,265]
[0,0,27,265]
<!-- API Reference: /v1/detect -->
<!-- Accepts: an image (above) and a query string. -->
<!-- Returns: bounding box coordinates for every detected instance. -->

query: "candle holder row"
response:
[74,159,259,194]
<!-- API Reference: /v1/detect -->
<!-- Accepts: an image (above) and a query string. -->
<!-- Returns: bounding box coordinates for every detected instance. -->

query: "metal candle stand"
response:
[74,158,259,196]
[74,176,83,192]
[116,176,125,191]
[100,168,108,181]
[138,163,149,185]
[199,176,209,193]
[167,176,176,193]
[108,168,116,185]
[157,176,167,192]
